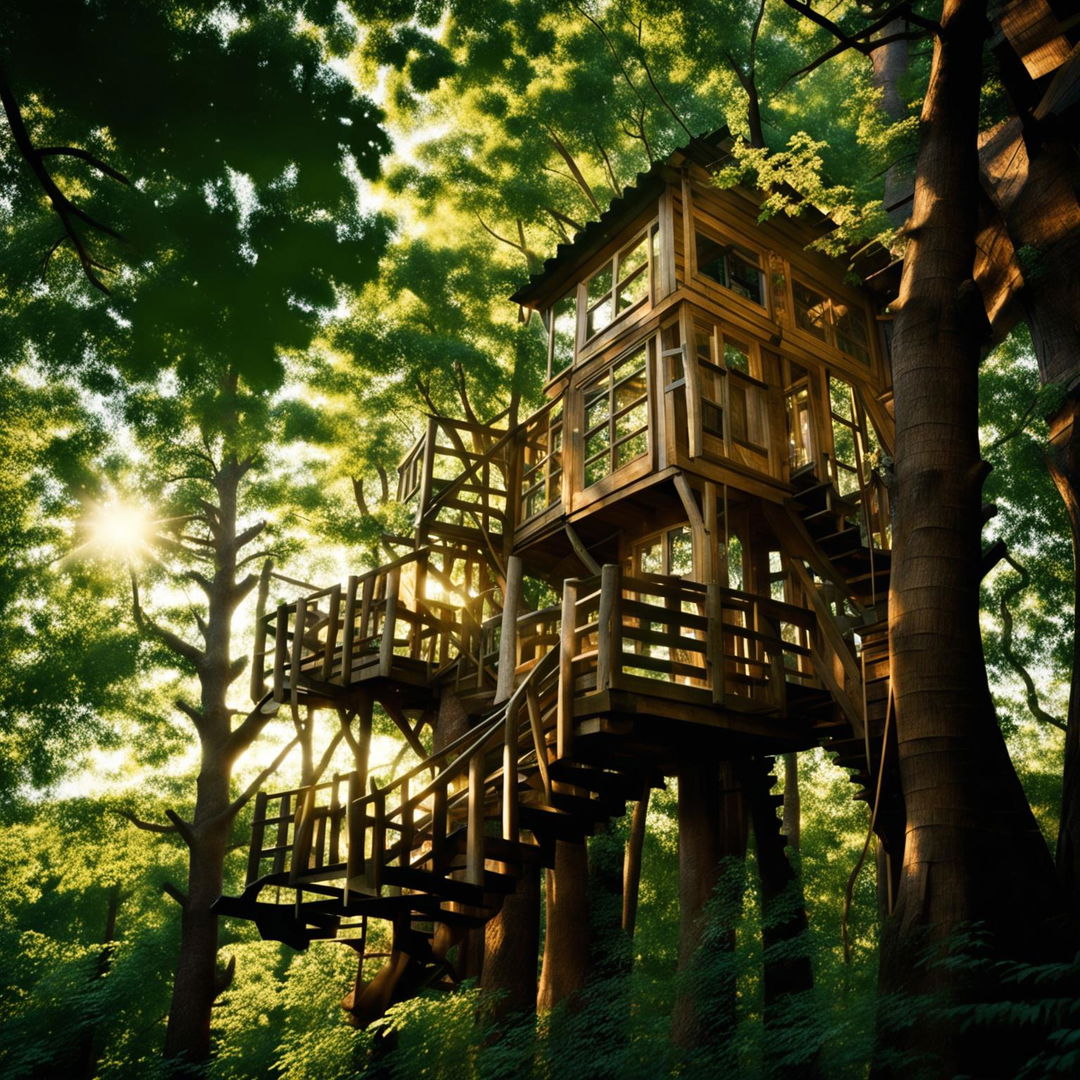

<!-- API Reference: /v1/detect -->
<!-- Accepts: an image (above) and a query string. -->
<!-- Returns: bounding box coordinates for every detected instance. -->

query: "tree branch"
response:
[161,882,188,908]
[998,554,1067,732]
[543,125,601,214]
[164,809,197,849]
[218,735,301,825]
[116,809,178,834]
[226,691,281,762]
[130,569,206,667]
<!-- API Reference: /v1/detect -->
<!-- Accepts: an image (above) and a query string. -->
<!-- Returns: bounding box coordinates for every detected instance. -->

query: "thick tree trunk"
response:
[481,863,541,1018]
[878,0,1063,1072]
[979,108,1080,908]
[671,758,746,1052]
[781,751,800,851]
[537,840,592,1011]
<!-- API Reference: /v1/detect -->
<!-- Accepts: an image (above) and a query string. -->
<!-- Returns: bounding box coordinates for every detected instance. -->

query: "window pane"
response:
[618,236,647,281]
[834,303,871,363]
[696,232,728,284]
[727,250,763,305]
[668,527,693,576]
[617,266,648,311]
[829,376,854,420]
[587,298,612,337]
[585,455,609,486]
[585,393,610,432]
[615,430,648,467]
[639,540,662,575]
[794,280,829,340]
[551,295,575,373]
[615,402,647,440]
[614,349,646,383]
[615,373,646,411]
[588,264,612,303]
[722,339,750,374]
[585,426,610,459]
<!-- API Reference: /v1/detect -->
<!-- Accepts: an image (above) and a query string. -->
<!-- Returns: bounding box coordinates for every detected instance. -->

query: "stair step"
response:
[550,790,622,821]
[547,761,644,799]
[380,866,511,906]
[443,827,554,868]
[519,803,592,842]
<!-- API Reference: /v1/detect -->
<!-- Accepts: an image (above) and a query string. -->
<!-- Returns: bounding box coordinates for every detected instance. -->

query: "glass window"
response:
[794,278,873,365]
[582,347,649,486]
[584,226,656,341]
[695,232,765,307]
[520,400,563,520]
[549,295,576,375]
[634,524,694,578]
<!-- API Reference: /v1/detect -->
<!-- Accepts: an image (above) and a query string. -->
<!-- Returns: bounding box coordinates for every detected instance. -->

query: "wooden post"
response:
[707,583,724,703]
[360,573,375,643]
[418,415,438,529]
[272,603,288,702]
[622,785,650,936]
[346,772,366,889]
[329,774,342,867]
[369,788,385,892]
[431,784,447,867]
[380,567,400,676]
[527,688,552,799]
[495,554,523,704]
[399,775,411,868]
[502,701,518,843]
[558,579,580,761]
[290,785,316,884]
[466,751,485,886]
[340,576,358,685]
[597,564,620,691]
[322,584,341,683]
[250,560,273,701]
[291,598,307,691]
[247,791,268,885]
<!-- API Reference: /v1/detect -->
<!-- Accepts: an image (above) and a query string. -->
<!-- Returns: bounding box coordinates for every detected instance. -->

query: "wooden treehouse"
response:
[216,133,901,1023]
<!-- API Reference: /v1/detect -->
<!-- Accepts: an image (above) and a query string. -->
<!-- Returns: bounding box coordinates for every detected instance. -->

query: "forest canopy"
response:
[1,1,1078,1078]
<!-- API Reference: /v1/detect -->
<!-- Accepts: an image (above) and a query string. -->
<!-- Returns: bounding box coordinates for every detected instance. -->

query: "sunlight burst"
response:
[86,502,154,559]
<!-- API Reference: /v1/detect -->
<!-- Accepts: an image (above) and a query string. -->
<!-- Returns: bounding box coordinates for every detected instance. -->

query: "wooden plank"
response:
[379,567,400,676]
[322,584,341,683]
[466,752,485,886]
[340,576,358,684]
[596,564,620,691]
[247,791,268,884]
[272,604,288,702]
[558,579,580,760]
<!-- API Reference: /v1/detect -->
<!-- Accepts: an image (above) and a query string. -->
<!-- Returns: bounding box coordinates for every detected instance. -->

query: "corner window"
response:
[582,347,649,486]
[584,225,657,341]
[546,294,576,377]
[695,232,765,307]
[793,278,872,365]
[635,524,694,578]
[521,400,563,520]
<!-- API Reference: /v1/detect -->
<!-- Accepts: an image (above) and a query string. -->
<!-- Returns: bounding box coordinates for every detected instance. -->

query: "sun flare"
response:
[86,502,154,559]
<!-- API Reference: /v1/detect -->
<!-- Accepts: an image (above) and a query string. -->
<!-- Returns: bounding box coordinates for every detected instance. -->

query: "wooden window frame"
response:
[691,219,768,310]
[791,276,873,367]
[579,342,652,493]
[579,222,659,347]
[519,400,564,522]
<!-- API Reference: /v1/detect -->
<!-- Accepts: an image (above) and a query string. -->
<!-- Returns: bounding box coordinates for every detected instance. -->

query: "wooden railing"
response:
[404,415,514,544]
[241,569,821,905]
[251,548,499,702]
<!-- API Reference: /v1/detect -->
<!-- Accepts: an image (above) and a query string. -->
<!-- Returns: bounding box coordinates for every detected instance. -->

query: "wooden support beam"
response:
[622,785,650,936]
[466,752,485,886]
[596,564,620,691]
[379,567,400,677]
[564,523,600,575]
[495,555,523,704]
[558,579,580,760]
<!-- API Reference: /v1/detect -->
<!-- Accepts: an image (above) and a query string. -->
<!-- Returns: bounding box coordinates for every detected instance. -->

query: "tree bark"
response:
[164,455,252,1066]
[537,840,592,1011]
[869,14,912,229]
[671,758,746,1053]
[878,0,1064,1071]
[481,863,541,1018]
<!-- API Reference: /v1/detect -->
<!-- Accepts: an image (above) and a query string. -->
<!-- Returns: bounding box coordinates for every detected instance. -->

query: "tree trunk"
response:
[869,14,912,229]
[671,757,746,1053]
[977,87,1080,908]
[481,863,541,1018]
[878,0,1064,1071]
[781,752,800,852]
[537,840,592,1011]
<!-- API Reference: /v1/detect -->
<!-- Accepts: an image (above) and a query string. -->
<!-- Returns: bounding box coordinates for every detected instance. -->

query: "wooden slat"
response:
[322,584,341,682]
[340,576,358,684]
[247,791,269,884]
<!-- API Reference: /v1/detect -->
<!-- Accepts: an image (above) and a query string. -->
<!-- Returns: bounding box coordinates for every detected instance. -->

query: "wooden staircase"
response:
[784,471,904,883]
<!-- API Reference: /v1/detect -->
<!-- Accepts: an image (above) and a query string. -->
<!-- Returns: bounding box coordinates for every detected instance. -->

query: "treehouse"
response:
[215,132,901,1023]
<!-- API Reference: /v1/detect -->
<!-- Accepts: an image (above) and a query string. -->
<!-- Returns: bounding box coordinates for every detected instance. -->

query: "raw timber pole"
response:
[480,554,541,1018]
